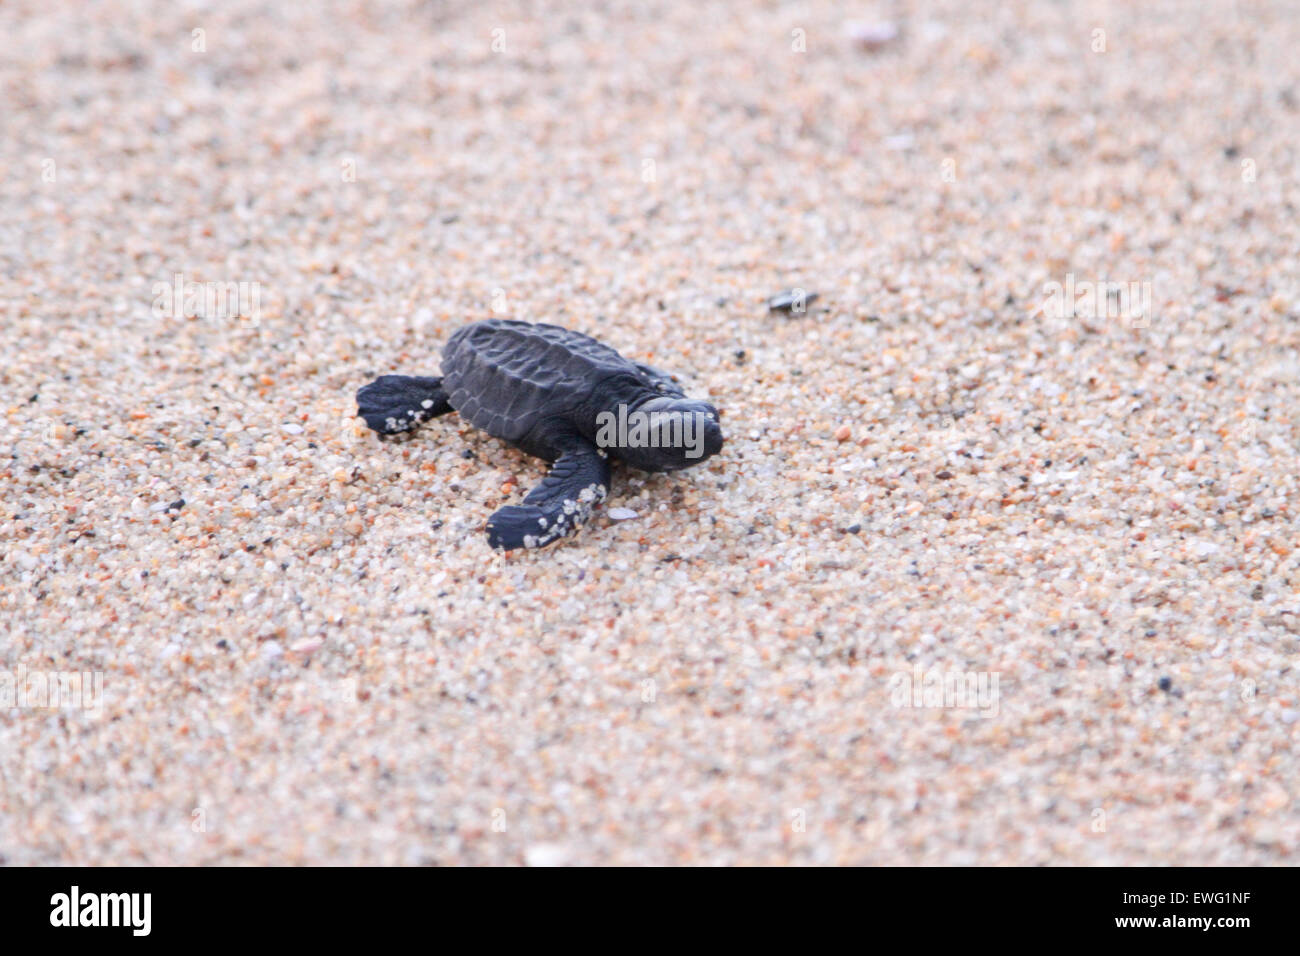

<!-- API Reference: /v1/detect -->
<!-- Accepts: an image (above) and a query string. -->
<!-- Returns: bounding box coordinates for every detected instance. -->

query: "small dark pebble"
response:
[166,498,185,513]
[844,524,861,534]
[1158,676,1173,692]
[936,470,953,480]
[461,448,475,459]
[734,349,746,363]
[767,289,819,313]
[216,639,229,650]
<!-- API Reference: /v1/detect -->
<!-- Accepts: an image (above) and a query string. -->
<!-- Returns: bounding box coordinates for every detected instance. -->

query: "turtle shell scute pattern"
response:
[441,319,637,444]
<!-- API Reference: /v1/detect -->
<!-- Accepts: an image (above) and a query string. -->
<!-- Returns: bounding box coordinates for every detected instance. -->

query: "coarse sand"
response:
[2,0,1299,864]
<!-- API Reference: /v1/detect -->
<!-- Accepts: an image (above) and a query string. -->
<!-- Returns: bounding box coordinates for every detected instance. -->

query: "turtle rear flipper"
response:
[357,375,453,435]
[487,443,610,550]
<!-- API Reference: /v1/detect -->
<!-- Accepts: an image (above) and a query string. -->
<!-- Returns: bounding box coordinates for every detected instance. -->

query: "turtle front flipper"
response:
[486,442,611,550]
[357,375,453,435]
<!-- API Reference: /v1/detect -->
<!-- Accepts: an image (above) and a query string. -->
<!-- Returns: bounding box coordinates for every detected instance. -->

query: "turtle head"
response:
[595,396,724,472]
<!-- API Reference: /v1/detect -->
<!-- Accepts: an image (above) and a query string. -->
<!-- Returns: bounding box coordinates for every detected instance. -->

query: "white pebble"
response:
[524,843,571,867]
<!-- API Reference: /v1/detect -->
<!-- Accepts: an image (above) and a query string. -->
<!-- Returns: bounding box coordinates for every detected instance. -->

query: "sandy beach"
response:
[2,0,1298,864]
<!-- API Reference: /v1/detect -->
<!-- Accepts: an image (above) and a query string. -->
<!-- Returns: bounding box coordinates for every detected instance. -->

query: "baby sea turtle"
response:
[356,319,724,550]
